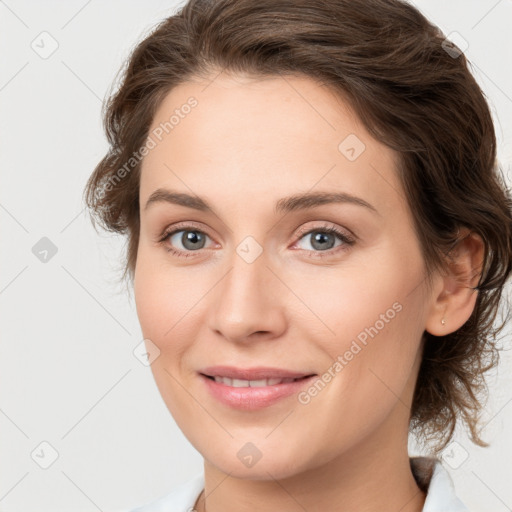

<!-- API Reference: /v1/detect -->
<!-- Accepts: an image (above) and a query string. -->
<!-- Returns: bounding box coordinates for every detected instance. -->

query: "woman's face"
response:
[134,72,440,479]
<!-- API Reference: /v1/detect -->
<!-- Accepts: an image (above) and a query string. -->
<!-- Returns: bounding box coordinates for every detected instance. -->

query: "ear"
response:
[425,228,485,336]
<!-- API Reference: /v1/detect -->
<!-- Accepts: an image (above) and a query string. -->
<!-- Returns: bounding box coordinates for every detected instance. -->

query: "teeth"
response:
[212,376,298,387]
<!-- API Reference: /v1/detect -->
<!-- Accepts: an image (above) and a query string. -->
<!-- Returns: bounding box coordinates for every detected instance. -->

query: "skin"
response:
[133,71,483,512]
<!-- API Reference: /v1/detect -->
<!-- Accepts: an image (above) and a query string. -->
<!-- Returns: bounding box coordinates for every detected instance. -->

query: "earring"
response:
[441,317,446,325]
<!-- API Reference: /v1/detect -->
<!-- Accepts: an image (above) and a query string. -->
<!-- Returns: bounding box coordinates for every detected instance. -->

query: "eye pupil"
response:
[311,232,335,251]
[183,231,205,250]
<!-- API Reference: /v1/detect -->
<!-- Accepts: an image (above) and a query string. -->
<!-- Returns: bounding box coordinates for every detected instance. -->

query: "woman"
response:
[84,0,512,510]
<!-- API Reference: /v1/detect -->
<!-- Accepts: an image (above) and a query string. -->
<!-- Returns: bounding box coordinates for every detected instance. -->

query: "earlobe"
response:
[425,229,485,337]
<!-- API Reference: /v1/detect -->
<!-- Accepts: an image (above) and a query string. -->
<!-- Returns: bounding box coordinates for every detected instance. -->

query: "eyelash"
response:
[157,222,356,260]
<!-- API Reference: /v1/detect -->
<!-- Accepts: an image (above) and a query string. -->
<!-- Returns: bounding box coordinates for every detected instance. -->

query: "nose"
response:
[208,248,287,344]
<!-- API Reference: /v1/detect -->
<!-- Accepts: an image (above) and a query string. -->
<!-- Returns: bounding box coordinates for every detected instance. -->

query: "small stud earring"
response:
[441,318,446,325]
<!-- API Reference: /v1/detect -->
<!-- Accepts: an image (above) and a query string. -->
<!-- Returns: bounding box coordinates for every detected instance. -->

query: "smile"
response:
[199,373,317,410]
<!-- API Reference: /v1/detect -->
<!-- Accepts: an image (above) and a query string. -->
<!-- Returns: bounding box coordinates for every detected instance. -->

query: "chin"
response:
[199,437,313,481]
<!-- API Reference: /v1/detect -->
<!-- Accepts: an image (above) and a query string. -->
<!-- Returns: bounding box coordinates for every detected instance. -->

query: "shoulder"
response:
[128,471,204,512]
[410,456,470,512]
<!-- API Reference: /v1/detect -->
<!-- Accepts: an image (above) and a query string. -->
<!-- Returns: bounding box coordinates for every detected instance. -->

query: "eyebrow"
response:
[143,188,379,216]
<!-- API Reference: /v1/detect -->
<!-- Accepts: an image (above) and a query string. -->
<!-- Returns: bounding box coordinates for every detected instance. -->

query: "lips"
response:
[199,370,318,410]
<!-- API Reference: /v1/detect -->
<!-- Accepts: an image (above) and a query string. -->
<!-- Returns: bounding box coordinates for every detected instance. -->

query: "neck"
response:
[194,421,426,512]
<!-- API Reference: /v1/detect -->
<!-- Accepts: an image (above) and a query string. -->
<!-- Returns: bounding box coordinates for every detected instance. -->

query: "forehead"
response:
[139,72,403,217]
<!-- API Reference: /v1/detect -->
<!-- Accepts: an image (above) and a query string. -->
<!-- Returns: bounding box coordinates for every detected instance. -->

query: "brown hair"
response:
[84,0,512,454]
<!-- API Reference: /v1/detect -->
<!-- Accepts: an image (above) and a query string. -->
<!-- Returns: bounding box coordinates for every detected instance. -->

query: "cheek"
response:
[280,257,412,350]
[133,246,213,365]
[133,251,200,418]
[284,249,426,400]
[134,247,184,346]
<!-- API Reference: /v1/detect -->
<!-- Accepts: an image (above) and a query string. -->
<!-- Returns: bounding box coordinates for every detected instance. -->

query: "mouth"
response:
[198,371,318,410]
[200,374,315,387]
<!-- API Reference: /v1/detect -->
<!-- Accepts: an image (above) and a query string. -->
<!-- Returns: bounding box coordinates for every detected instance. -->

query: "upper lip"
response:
[199,366,316,380]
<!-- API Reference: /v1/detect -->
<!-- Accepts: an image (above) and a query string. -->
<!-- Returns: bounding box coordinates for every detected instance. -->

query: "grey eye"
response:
[297,230,343,251]
[170,230,209,251]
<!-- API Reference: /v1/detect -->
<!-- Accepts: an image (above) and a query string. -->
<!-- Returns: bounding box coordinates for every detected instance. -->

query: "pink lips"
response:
[198,366,317,410]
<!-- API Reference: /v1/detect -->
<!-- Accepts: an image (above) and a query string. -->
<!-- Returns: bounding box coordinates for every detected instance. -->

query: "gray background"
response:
[1,1,511,511]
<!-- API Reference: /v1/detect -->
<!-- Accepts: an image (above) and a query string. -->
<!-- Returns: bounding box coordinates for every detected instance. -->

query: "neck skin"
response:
[195,432,425,512]
[193,350,427,512]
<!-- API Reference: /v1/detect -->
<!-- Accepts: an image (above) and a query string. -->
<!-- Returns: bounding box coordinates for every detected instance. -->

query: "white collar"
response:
[411,456,469,511]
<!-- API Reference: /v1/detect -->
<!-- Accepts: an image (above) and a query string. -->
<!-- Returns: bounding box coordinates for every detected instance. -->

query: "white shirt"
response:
[129,457,469,512]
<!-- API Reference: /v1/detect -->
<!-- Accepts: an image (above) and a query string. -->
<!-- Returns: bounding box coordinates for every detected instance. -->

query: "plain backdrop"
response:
[1,1,511,511]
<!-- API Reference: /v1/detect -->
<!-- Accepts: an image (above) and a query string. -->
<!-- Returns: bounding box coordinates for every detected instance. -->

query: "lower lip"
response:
[199,374,317,410]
